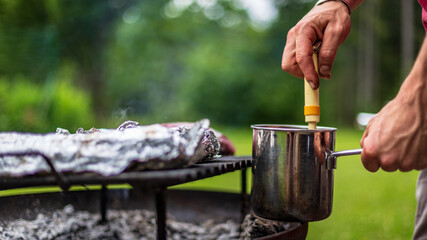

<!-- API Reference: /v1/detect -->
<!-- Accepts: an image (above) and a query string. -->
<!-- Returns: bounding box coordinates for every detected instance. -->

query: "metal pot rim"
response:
[251,124,337,132]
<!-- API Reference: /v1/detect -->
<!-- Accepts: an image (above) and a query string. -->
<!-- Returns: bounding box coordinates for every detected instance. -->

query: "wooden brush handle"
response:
[304,51,320,130]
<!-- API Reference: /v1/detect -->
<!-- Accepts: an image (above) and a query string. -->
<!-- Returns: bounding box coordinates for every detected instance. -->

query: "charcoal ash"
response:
[0,204,296,240]
[0,205,240,240]
[240,214,293,239]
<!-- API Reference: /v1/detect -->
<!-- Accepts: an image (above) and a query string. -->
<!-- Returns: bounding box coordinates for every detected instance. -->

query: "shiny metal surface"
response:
[330,149,363,158]
[251,124,354,222]
[0,119,220,177]
[0,156,251,191]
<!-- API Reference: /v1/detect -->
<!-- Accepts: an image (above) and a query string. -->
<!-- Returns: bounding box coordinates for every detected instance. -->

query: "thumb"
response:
[360,135,380,172]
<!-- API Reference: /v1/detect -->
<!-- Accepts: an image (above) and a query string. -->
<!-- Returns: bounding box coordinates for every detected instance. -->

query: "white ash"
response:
[0,205,293,240]
[0,205,240,240]
[240,214,292,239]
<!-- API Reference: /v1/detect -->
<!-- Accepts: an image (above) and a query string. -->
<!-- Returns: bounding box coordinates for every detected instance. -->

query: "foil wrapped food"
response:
[0,119,220,177]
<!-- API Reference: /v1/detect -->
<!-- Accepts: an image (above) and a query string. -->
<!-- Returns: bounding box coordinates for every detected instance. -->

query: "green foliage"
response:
[0,71,94,133]
[103,0,425,126]
[105,0,312,125]
[48,79,95,132]
[0,0,424,128]
[0,1,421,238]
[0,0,60,82]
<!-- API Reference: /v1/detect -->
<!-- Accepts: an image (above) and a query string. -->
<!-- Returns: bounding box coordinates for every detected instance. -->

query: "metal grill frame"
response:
[0,154,251,191]
[0,153,252,240]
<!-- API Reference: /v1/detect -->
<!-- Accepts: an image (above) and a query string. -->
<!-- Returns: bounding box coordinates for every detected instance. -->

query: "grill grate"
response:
[0,154,252,240]
[0,155,251,191]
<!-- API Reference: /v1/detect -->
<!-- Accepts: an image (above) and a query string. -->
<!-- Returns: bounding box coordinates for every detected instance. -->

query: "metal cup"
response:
[251,125,361,222]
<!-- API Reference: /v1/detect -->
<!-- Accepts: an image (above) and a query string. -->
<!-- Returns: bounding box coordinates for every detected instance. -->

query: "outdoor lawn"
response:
[0,126,419,239]
[173,126,419,239]
[0,1,422,239]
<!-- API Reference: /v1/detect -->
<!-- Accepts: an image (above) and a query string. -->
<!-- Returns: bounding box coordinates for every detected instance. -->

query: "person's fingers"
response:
[360,121,371,148]
[282,50,304,79]
[318,25,340,79]
[415,157,427,170]
[360,132,366,148]
[317,18,350,79]
[399,155,415,172]
[295,25,320,89]
[282,29,304,79]
[360,136,380,172]
[379,154,399,172]
[399,166,413,172]
[414,152,427,170]
[360,134,366,148]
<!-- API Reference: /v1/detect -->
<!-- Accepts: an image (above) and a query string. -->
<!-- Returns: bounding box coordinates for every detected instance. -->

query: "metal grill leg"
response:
[240,168,248,224]
[155,188,167,240]
[100,184,108,223]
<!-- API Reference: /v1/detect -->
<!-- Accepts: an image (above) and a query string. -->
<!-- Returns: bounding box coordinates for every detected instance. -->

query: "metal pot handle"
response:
[330,148,362,158]
[326,148,362,169]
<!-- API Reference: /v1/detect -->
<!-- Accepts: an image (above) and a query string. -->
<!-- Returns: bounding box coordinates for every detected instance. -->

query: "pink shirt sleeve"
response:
[419,0,427,31]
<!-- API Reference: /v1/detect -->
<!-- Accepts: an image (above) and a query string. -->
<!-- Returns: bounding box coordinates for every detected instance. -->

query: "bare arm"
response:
[281,0,364,89]
[346,0,365,9]
[360,35,427,172]
[282,1,427,172]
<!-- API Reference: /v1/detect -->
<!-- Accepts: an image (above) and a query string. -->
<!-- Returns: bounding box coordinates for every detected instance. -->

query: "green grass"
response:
[308,130,418,239]
[174,127,419,239]
[0,126,419,239]
[308,128,418,240]
[0,185,132,197]
[170,126,253,193]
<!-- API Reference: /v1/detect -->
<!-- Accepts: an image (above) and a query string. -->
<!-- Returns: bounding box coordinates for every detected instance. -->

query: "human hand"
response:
[360,78,427,172]
[281,1,351,89]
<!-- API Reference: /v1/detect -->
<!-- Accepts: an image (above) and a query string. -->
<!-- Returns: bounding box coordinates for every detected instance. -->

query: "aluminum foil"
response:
[0,119,220,177]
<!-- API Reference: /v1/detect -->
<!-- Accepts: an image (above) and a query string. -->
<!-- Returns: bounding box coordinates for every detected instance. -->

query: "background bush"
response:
[0,69,94,132]
[0,0,424,129]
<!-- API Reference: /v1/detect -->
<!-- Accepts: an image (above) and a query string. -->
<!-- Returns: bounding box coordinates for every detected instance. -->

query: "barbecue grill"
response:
[0,152,308,239]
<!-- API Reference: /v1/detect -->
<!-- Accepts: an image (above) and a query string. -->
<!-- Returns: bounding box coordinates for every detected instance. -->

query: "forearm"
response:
[399,35,427,102]
[316,0,364,12]
[347,0,365,10]
[360,35,427,172]
[412,35,427,78]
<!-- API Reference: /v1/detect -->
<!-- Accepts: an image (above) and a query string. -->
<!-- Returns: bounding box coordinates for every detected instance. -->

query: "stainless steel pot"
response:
[251,124,361,222]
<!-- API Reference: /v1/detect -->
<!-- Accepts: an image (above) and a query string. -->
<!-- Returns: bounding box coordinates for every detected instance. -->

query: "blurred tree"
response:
[0,0,423,129]
[0,0,133,117]
[55,0,133,115]
[0,0,98,131]
[0,73,94,133]
[105,0,312,125]
[0,0,58,81]
[401,0,415,77]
